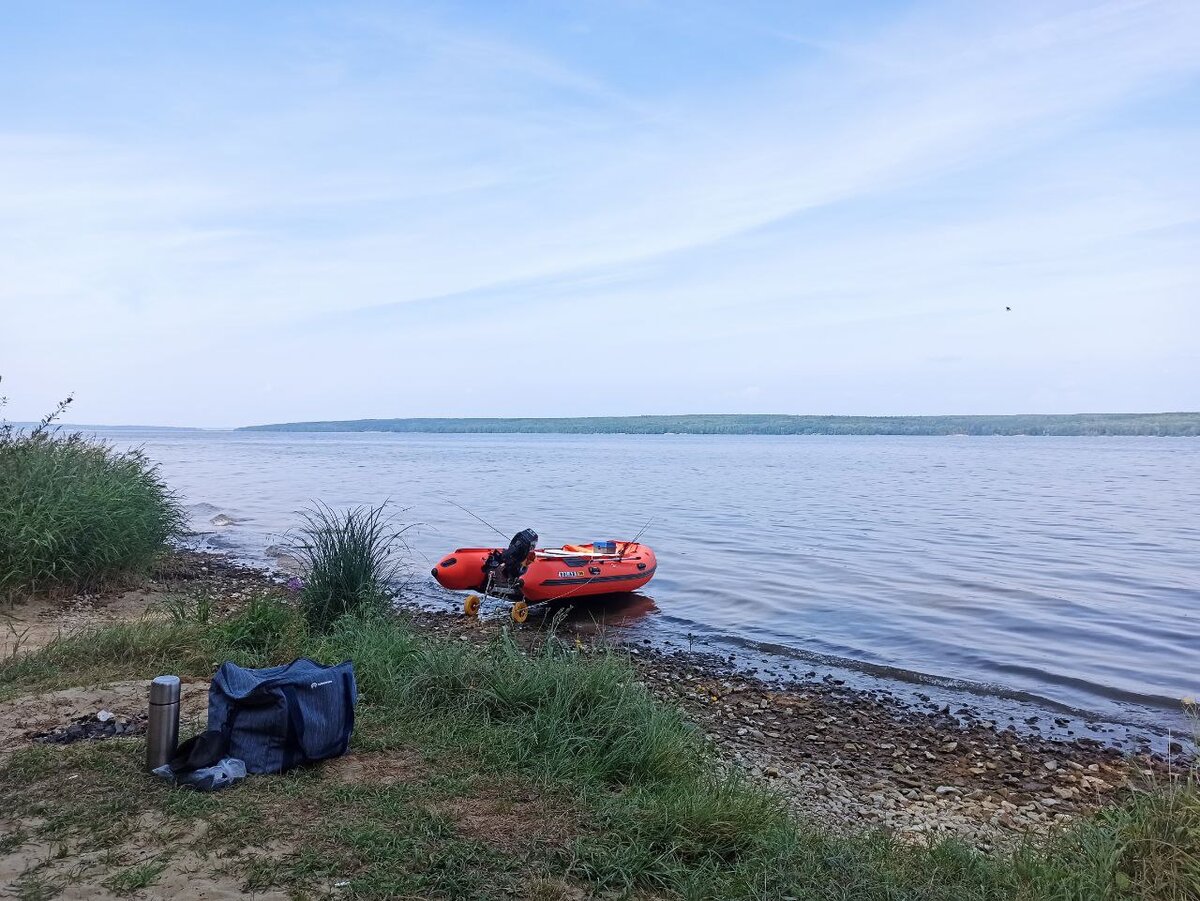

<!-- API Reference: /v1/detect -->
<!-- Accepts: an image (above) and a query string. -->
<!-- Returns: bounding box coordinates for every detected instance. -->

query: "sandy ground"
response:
[0,813,291,901]
[0,553,569,900]
[0,678,267,900]
[0,680,210,760]
[1,549,276,661]
[1,552,285,898]
[0,588,166,659]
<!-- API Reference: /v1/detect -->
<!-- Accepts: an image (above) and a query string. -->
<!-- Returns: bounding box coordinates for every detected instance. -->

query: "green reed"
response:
[289,502,409,632]
[0,381,183,601]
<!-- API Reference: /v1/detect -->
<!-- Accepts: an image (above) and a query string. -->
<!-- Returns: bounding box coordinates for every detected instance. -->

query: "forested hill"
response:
[238,413,1200,436]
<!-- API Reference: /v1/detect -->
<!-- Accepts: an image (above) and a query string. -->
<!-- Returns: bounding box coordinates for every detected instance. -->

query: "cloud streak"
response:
[0,0,1197,424]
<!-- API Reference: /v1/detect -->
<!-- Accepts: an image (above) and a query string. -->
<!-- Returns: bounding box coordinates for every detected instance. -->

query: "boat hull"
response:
[432,542,656,603]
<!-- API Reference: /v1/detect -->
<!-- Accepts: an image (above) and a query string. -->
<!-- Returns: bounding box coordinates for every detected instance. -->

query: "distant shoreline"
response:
[237,412,1200,437]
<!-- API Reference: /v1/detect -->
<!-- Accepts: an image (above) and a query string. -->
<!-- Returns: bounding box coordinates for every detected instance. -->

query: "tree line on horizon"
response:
[239,412,1200,437]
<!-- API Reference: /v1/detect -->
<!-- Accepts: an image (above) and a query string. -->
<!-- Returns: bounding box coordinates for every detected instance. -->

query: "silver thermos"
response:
[146,675,181,770]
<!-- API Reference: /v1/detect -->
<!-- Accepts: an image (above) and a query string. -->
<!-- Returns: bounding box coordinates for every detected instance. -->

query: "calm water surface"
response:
[94,430,1199,734]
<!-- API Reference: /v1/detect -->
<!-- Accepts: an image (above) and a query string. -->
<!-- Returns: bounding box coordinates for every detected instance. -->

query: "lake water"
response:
[92,429,1199,737]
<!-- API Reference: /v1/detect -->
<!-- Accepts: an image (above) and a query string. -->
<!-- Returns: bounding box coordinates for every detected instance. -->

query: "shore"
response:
[3,548,1184,854]
[405,608,1180,852]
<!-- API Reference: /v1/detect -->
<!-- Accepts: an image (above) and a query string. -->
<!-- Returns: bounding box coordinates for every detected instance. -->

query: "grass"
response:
[287,502,409,632]
[103,855,170,894]
[1,739,528,900]
[1014,780,1200,899]
[1,597,1197,900]
[0,596,307,698]
[0,384,183,602]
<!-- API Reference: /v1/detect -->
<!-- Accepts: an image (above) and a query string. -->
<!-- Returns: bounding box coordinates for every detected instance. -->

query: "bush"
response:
[289,502,408,632]
[0,382,183,601]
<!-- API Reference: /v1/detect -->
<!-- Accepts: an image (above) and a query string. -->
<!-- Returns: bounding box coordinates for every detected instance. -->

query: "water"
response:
[93,429,1199,736]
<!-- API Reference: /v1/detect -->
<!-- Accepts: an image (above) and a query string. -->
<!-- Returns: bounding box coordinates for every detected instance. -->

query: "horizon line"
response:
[13,410,1193,431]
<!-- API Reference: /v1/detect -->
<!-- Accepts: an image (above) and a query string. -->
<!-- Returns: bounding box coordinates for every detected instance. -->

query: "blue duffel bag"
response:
[207,658,356,774]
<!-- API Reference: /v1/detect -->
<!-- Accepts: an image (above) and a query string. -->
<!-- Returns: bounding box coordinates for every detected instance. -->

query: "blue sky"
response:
[1,0,1197,426]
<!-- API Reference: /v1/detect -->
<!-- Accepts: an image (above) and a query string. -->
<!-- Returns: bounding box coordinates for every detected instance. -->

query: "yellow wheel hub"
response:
[463,594,482,617]
[510,601,529,624]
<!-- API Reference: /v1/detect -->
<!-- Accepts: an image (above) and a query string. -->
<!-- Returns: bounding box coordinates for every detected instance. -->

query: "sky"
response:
[1,1,1197,427]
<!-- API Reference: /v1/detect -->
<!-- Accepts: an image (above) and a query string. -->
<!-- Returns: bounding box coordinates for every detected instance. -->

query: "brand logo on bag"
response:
[310,680,333,689]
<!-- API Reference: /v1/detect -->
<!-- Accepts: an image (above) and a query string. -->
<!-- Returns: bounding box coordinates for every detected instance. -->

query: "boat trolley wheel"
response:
[510,601,529,624]
[463,594,482,617]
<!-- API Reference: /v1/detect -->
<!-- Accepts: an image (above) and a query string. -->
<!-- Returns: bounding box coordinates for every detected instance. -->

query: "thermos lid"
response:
[149,674,181,705]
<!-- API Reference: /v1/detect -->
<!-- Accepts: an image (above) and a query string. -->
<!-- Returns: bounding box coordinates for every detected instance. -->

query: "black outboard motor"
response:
[500,529,538,580]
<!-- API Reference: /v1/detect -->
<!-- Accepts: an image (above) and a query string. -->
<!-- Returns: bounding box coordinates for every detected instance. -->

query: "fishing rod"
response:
[442,497,510,541]
[619,517,654,558]
[631,517,653,542]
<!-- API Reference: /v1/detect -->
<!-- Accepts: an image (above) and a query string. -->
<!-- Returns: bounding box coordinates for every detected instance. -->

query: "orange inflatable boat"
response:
[431,529,656,622]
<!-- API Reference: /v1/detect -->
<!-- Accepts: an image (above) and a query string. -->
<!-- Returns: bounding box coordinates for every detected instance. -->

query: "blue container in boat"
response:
[595,540,617,554]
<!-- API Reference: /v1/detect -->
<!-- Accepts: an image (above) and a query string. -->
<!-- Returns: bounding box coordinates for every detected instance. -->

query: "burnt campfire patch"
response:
[32,712,148,745]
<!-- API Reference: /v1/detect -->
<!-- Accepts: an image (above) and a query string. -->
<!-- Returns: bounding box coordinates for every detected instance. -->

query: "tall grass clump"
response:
[289,502,408,632]
[0,381,183,602]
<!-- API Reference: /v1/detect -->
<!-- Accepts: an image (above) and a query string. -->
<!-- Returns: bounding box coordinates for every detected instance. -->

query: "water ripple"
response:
[93,429,1199,731]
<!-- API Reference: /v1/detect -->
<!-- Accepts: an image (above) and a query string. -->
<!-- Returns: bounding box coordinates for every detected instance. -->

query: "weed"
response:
[13,874,60,901]
[288,502,410,632]
[102,855,170,894]
[161,590,213,625]
[1014,774,1200,900]
[0,826,28,855]
[215,593,306,663]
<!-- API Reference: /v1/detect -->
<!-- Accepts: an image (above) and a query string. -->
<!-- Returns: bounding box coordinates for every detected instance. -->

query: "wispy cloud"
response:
[0,0,1196,423]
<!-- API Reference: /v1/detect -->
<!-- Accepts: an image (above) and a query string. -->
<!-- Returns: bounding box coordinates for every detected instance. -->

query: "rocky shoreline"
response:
[7,547,1192,851]
[402,604,1187,850]
[637,656,1176,849]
